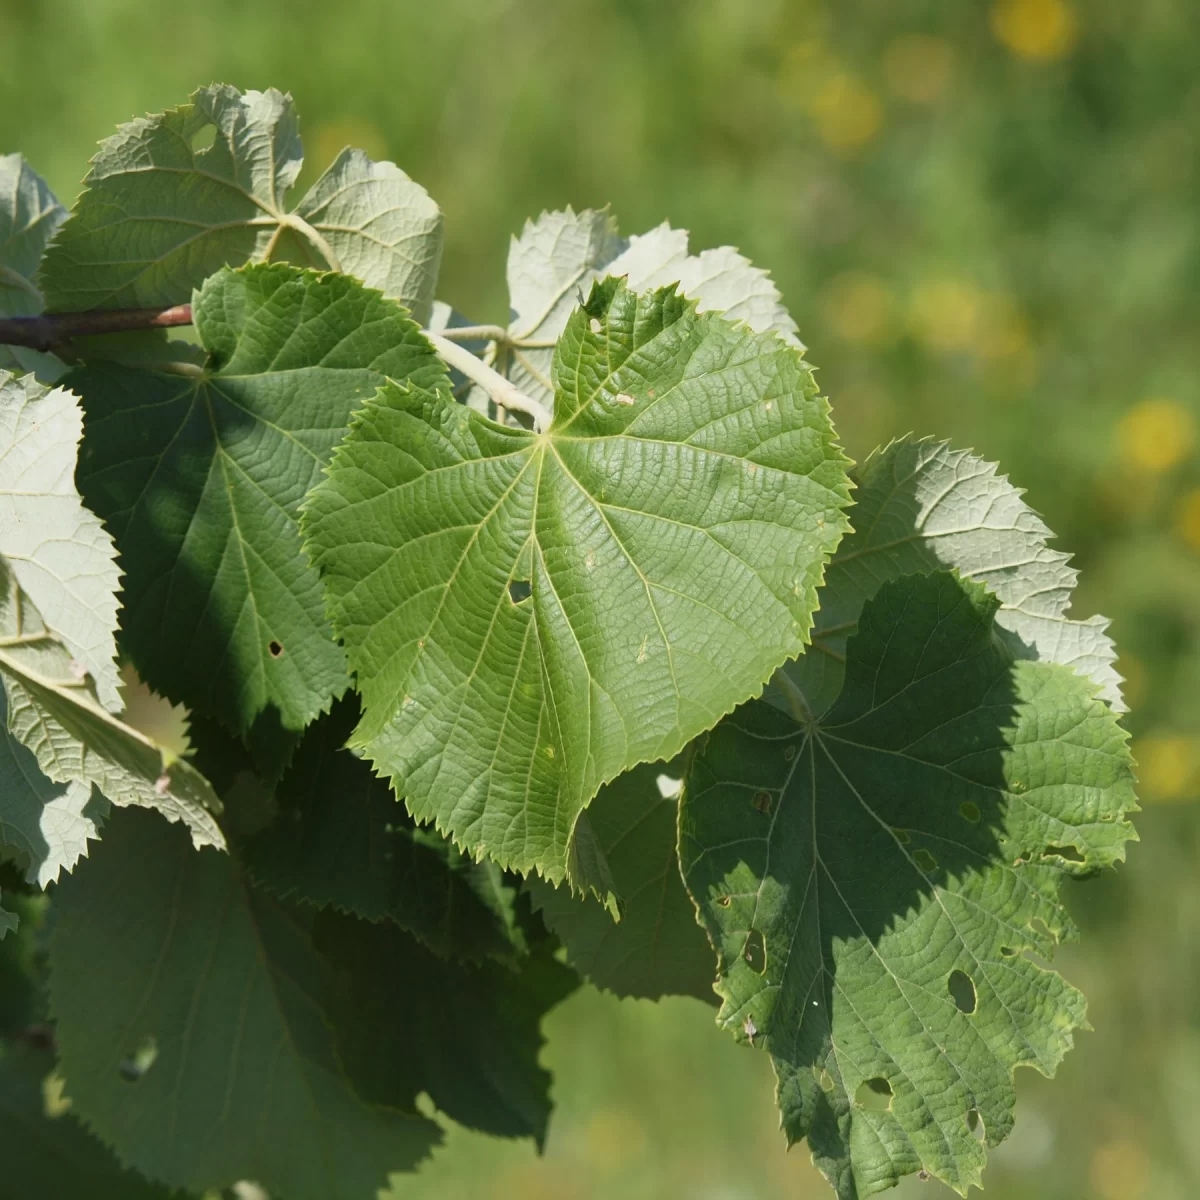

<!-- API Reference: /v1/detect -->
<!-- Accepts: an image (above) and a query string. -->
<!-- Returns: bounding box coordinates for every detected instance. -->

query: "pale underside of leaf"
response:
[38,84,442,322]
[772,436,1124,722]
[68,263,447,735]
[303,278,851,882]
[0,153,67,380]
[0,558,224,850]
[680,571,1137,1199]
[0,685,103,887]
[0,371,123,710]
[49,809,439,1200]
[493,207,802,414]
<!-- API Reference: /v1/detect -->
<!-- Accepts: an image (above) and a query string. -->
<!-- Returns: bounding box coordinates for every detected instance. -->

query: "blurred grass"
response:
[3,0,1199,1196]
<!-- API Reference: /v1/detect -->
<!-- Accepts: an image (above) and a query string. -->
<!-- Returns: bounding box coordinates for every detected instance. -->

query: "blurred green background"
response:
[3,0,1198,1196]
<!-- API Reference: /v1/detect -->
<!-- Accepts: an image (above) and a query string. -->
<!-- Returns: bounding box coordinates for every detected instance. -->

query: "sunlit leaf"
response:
[40,85,442,322]
[303,277,850,881]
[68,263,445,734]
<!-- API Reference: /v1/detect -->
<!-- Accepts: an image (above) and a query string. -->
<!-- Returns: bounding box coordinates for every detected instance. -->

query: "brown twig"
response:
[0,305,194,352]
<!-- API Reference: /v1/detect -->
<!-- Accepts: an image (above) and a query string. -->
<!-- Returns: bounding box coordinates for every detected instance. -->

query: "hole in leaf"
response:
[717,894,732,908]
[751,790,773,815]
[655,773,682,799]
[268,640,284,658]
[893,827,911,844]
[190,124,217,154]
[959,801,980,823]
[783,744,796,762]
[912,848,937,873]
[118,1034,158,1083]
[966,1109,986,1142]
[743,929,766,974]
[948,969,977,1014]
[854,1077,893,1111]
[1022,947,1055,971]
[508,579,532,605]
[1000,946,1015,957]
[813,1065,836,1093]
[1044,844,1085,863]
[21,1024,54,1052]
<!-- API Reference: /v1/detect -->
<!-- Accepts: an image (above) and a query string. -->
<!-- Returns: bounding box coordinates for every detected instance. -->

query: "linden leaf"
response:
[0,1044,177,1200]
[771,437,1123,721]
[67,262,446,734]
[303,277,850,880]
[0,685,102,888]
[39,85,442,323]
[0,372,122,710]
[528,758,716,1001]
[0,154,66,380]
[0,558,223,850]
[242,697,531,961]
[500,208,802,412]
[679,572,1137,1198]
[49,809,439,1200]
[317,912,577,1146]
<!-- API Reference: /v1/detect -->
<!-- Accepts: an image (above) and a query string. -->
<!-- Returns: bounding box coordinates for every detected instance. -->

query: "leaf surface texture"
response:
[680,571,1137,1198]
[304,278,851,879]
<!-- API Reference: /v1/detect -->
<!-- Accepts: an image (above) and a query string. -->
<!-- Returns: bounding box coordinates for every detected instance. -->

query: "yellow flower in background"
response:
[1116,398,1195,474]
[583,1110,648,1165]
[974,292,1030,361]
[308,119,390,171]
[974,292,1040,391]
[1090,1136,1149,1200]
[908,278,982,352]
[991,0,1080,61]
[1176,487,1200,552]
[824,272,898,346]
[774,39,826,107]
[807,73,883,156]
[1135,735,1200,804]
[882,35,956,105]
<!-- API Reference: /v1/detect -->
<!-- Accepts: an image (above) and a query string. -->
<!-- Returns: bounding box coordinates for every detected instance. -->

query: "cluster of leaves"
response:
[0,85,1137,1200]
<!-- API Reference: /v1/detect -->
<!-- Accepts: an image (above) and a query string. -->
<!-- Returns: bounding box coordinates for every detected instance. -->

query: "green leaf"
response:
[0,1044,179,1200]
[303,277,851,881]
[0,154,67,380]
[39,85,442,323]
[0,370,120,887]
[501,208,802,411]
[316,911,577,1146]
[69,262,446,734]
[242,697,532,961]
[679,571,1137,1199]
[0,372,122,710]
[528,759,716,1001]
[282,149,443,324]
[0,686,102,887]
[0,891,46,1031]
[772,437,1124,721]
[49,808,439,1199]
[0,558,223,850]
